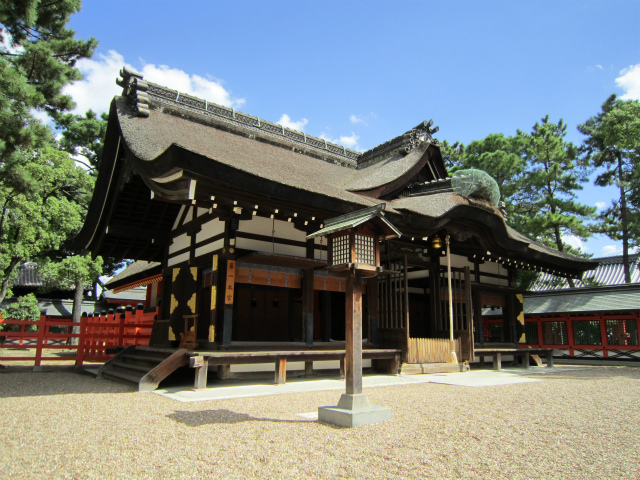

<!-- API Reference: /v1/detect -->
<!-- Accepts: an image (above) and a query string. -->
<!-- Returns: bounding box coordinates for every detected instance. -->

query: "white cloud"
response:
[602,244,620,255]
[349,112,377,125]
[140,63,244,108]
[0,28,24,54]
[277,114,308,131]
[595,201,607,210]
[320,132,360,151]
[63,50,244,116]
[339,133,360,149]
[63,50,128,115]
[562,234,584,251]
[595,64,604,70]
[615,64,640,100]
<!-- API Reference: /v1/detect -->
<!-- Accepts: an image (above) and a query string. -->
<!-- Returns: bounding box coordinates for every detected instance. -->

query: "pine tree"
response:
[518,116,595,253]
[578,95,640,282]
[0,0,96,161]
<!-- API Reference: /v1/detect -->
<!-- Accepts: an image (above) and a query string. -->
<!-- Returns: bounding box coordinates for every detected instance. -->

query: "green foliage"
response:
[40,254,103,291]
[0,0,97,161]
[1,293,40,331]
[440,140,465,172]
[0,147,94,303]
[579,96,640,282]
[516,116,595,252]
[513,270,539,291]
[56,109,109,172]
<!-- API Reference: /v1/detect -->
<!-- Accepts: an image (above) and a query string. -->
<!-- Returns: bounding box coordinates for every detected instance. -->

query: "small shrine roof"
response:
[307,204,401,240]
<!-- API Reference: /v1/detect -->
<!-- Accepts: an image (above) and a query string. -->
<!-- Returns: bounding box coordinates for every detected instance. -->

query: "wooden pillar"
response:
[345,271,363,395]
[428,252,440,336]
[492,352,502,371]
[368,277,379,346]
[208,254,219,345]
[322,292,332,342]
[222,259,236,347]
[303,269,314,347]
[275,357,287,385]
[221,219,237,348]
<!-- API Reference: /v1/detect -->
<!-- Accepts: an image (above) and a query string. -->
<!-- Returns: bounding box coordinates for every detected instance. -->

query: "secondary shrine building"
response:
[78,68,595,368]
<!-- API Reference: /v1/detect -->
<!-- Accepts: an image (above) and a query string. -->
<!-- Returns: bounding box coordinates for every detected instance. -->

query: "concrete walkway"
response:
[153,366,569,402]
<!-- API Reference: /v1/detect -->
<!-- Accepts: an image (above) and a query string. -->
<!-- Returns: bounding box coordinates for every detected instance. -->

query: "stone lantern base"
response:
[318,393,391,428]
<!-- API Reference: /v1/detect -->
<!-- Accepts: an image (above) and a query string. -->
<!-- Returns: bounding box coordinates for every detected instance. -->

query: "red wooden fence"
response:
[0,305,156,367]
[482,312,640,360]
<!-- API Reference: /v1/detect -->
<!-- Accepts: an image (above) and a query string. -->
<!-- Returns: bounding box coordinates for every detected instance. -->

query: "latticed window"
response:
[542,321,568,345]
[606,319,639,346]
[354,234,375,265]
[524,322,538,345]
[332,235,350,265]
[573,320,601,345]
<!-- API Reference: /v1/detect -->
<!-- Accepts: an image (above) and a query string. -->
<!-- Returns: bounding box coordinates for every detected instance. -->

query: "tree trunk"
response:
[0,257,22,305]
[618,152,631,283]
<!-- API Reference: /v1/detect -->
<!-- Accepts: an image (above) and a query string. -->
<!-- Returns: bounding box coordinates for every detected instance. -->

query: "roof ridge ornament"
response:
[358,119,440,168]
[116,67,150,117]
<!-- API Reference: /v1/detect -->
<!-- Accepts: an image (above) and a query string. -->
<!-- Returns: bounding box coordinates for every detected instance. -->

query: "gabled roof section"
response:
[307,204,401,240]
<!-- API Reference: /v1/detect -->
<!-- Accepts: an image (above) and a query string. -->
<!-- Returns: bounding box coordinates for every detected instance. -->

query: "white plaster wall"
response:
[478,261,509,286]
[197,207,208,217]
[172,205,185,230]
[450,254,473,269]
[184,206,193,224]
[239,216,307,243]
[196,218,225,244]
[167,252,189,267]
[236,237,305,258]
[169,233,190,255]
[195,239,223,258]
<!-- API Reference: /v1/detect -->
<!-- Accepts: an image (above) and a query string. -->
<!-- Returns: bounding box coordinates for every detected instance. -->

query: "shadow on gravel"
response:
[0,366,136,398]
[167,409,309,426]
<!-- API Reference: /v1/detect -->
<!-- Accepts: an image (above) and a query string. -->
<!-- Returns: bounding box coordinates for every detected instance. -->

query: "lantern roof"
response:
[307,204,401,240]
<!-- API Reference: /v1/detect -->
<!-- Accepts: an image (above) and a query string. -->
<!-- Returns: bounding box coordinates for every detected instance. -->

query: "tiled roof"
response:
[529,254,640,290]
[524,284,640,314]
[13,262,42,287]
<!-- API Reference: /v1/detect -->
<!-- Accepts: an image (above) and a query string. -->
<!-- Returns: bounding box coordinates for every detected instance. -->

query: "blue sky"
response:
[64,0,640,257]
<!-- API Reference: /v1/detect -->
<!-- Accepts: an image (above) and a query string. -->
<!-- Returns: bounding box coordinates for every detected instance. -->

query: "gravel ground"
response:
[1,365,639,479]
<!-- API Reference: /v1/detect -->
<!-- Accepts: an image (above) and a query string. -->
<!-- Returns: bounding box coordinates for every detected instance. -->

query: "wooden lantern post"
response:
[308,204,401,427]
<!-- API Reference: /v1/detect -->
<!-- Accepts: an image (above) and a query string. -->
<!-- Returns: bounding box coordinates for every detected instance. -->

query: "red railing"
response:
[482,312,640,360]
[0,305,156,367]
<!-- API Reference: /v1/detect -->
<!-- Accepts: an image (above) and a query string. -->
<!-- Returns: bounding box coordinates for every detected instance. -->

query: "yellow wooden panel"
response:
[170,294,178,314]
[187,293,197,313]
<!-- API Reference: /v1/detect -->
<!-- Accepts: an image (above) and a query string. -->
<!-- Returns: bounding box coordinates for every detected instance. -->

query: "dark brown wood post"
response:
[368,277,379,345]
[303,269,314,347]
[428,252,440,337]
[345,270,363,395]
[322,291,332,342]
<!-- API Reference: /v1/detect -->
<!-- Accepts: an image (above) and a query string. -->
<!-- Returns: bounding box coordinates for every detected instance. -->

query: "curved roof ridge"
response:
[116,67,361,166]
